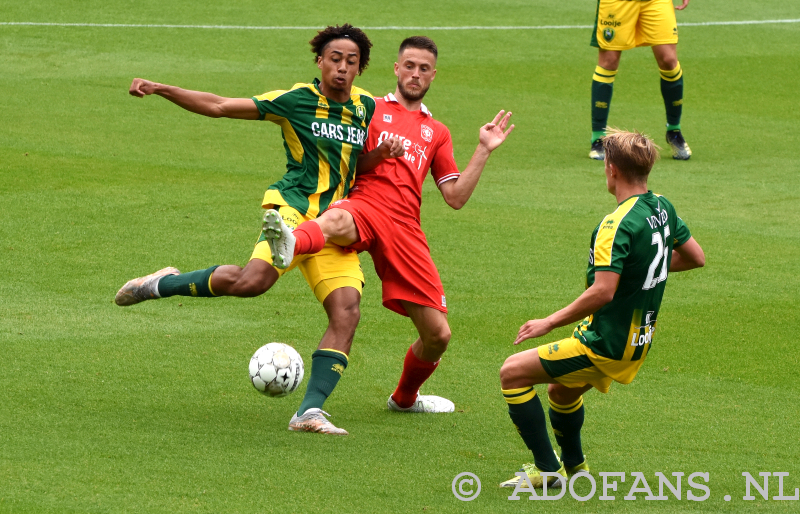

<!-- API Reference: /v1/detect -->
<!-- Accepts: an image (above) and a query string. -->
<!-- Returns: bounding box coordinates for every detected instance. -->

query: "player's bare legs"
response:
[498,350,591,487]
[318,286,361,354]
[115,258,279,306]
[597,49,621,71]
[652,44,691,159]
[651,44,678,70]
[290,285,361,435]
[500,349,591,401]
[404,302,450,361]
[208,258,279,296]
[388,302,454,413]
[314,208,359,248]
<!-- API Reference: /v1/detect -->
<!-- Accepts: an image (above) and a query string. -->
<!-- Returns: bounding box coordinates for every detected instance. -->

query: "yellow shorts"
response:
[537,337,647,393]
[250,205,363,303]
[592,0,679,51]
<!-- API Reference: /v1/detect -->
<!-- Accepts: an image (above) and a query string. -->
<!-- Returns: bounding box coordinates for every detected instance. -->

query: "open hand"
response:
[479,110,514,152]
[514,318,553,345]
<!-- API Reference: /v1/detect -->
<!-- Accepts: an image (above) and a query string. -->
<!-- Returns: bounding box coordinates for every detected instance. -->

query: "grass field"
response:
[2,1,799,512]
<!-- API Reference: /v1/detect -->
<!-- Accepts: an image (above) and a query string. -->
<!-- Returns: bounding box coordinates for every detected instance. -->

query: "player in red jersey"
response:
[264,36,513,422]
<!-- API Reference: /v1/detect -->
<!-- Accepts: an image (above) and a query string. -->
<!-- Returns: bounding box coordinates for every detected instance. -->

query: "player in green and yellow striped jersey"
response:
[115,25,385,435]
[498,130,705,488]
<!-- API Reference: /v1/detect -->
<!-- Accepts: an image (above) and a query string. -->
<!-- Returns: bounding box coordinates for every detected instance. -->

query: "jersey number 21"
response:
[643,226,670,290]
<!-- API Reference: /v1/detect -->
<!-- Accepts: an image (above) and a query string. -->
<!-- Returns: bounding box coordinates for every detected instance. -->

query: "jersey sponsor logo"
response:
[383,114,392,123]
[377,131,429,170]
[421,124,433,142]
[631,311,657,347]
[601,218,615,230]
[547,343,560,354]
[441,295,446,308]
[311,121,366,146]
[331,363,345,375]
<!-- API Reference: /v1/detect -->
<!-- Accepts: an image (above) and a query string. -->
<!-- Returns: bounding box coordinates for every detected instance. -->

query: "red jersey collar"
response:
[384,93,431,117]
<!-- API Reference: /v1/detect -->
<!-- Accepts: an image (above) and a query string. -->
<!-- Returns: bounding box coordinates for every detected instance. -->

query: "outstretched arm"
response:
[670,236,705,272]
[129,78,259,120]
[514,271,620,345]
[675,0,689,11]
[439,110,514,210]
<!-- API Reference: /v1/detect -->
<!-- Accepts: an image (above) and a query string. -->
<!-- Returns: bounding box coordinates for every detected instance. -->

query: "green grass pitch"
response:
[1,1,799,512]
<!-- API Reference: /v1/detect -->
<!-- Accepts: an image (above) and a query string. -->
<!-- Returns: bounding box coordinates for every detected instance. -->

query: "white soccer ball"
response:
[249,343,304,397]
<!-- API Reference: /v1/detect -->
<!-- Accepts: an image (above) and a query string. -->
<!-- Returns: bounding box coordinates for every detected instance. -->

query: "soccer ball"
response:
[249,343,304,397]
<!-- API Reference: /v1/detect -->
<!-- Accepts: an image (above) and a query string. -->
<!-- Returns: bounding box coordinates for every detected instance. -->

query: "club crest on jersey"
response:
[421,124,433,143]
[355,105,366,118]
[383,114,392,123]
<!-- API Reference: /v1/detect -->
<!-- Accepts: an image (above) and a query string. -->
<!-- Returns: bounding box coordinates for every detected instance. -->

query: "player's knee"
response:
[499,356,521,389]
[234,277,270,297]
[330,298,361,333]
[325,208,350,232]
[424,325,451,355]
[229,269,272,297]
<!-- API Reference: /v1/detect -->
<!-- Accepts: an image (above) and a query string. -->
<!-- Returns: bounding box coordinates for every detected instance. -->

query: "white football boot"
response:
[288,408,348,435]
[387,393,455,413]
[262,209,296,269]
[114,267,180,306]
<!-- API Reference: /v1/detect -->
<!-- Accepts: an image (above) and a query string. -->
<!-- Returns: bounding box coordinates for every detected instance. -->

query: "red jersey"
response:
[348,94,460,222]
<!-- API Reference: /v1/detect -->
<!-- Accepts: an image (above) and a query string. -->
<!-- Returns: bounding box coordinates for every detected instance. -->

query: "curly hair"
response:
[309,24,372,75]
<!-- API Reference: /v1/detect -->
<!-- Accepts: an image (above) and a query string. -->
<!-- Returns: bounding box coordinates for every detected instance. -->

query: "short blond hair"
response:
[602,129,660,182]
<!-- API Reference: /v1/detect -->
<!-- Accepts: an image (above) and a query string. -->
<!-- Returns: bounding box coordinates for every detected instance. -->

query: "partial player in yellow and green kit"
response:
[115,24,380,435]
[498,131,705,489]
[589,0,693,160]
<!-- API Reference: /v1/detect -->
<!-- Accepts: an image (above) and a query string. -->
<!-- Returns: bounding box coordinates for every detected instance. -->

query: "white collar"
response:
[384,93,431,116]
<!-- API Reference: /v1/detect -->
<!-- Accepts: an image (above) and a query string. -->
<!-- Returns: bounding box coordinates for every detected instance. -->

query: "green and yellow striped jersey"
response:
[252,78,375,218]
[574,192,692,361]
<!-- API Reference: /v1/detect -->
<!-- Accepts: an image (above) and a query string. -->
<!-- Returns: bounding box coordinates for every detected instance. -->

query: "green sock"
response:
[157,266,219,298]
[297,349,348,416]
[548,397,585,468]
[503,387,561,472]
[591,65,616,142]
[660,63,684,129]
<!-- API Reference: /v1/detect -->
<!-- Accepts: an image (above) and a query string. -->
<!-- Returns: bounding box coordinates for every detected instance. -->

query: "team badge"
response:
[603,28,615,42]
[421,124,433,143]
[355,105,366,118]
[383,114,392,123]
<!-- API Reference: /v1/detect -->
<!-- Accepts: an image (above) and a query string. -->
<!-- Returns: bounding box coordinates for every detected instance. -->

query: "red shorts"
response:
[327,198,447,317]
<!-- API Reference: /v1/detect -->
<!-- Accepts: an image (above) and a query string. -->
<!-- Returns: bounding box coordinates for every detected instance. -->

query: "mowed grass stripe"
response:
[2,18,800,30]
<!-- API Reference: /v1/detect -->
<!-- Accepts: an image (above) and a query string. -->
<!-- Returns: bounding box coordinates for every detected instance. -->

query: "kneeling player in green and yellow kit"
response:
[589,0,692,160]
[115,25,383,435]
[499,130,705,488]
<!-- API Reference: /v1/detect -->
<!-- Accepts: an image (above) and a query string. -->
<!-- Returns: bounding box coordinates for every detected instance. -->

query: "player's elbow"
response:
[693,252,706,269]
[447,198,466,210]
[443,191,467,210]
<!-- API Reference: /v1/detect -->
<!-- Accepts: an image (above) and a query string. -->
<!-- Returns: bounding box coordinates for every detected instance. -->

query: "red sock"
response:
[391,345,439,408]
[293,221,325,255]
